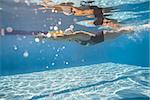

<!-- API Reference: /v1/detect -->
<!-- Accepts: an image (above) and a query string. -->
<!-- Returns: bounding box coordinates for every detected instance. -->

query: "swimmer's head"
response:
[70,7,83,16]
[70,7,76,14]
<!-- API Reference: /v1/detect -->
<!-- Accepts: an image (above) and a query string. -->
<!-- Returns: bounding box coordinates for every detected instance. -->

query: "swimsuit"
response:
[90,6,104,25]
[79,31,104,45]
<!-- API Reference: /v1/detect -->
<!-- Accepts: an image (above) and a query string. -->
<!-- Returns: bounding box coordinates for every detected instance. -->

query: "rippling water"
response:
[0,63,150,99]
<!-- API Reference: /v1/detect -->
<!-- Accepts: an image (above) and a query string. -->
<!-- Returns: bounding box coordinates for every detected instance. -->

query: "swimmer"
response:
[39,0,119,29]
[37,1,150,45]
[36,23,150,45]
[38,0,112,16]
[70,4,120,29]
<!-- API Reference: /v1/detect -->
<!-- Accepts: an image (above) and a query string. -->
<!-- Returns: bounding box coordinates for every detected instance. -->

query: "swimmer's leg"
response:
[117,23,150,32]
[103,23,150,40]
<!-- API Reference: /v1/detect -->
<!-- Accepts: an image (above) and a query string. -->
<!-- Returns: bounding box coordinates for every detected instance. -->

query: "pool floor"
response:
[0,63,150,99]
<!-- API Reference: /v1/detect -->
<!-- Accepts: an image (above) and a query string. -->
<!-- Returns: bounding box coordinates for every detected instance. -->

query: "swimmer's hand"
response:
[35,32,47,41]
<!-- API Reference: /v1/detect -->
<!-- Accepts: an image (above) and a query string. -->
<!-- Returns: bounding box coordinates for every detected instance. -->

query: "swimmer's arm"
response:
[35,31,95,42]
[74,31,96,36]
[56,30,95,42]
[38,7,52,10]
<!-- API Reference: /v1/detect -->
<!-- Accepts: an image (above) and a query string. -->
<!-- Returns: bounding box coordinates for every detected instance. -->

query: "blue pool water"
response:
[0,0,150,99]
[1,30,149,75]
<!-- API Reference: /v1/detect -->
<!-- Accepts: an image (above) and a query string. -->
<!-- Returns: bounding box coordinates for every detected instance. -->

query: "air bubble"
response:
[6,27,13,32]
[49,26,53,30]
[56,49,60,52]
[81,59,85,62]
[13,45,18,50]
[55,54,58,57]
[43,24,47,27]
[42,40,45,44]
[54,26,58,31]
[23,36,26,39]
[53,47,55,50]
[58,21,61,25]
[51,63,55,66]
[65,62,69,65]
[52,9,55,12]
[23,51,29,58]
[62,46,65,49]
[35,38,40,42]
[46,66,49,69]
